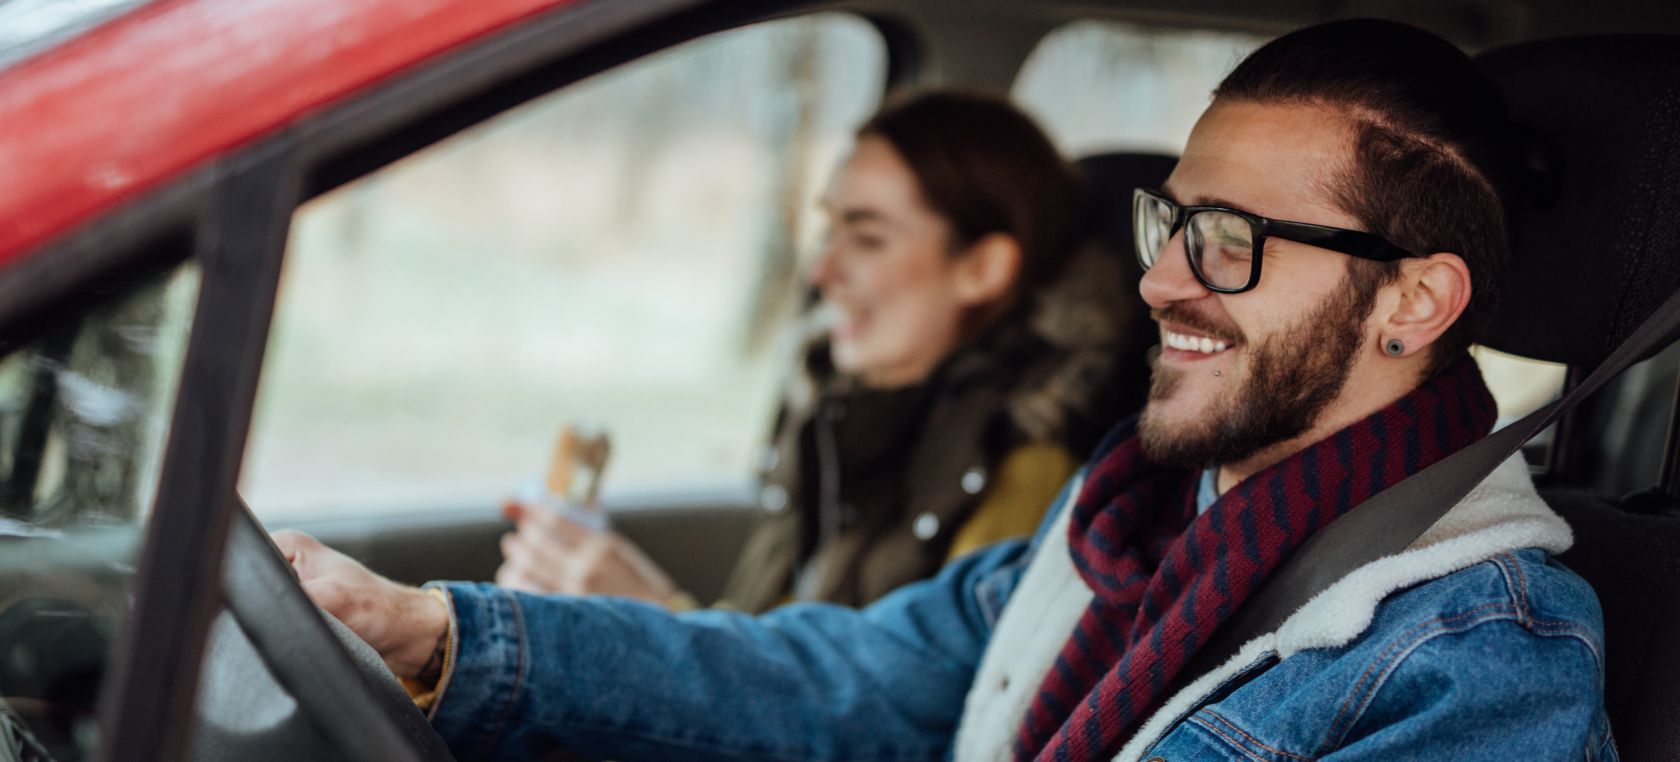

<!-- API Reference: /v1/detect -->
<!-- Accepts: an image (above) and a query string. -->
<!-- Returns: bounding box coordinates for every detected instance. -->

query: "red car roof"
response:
[0,0,575,268]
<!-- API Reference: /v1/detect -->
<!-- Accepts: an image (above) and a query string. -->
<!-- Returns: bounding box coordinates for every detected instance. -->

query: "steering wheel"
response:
[191,503,458,762]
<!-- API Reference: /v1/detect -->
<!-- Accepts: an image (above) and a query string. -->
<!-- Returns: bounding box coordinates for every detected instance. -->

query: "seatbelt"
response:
[1179,285,1680,685]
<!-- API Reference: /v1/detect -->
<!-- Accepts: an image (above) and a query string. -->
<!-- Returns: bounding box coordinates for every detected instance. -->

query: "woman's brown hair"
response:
[857,92,1085,314]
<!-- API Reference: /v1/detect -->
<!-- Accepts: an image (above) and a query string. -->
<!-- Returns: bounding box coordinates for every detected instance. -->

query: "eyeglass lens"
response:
[1133,191,1256,291]
[1186,210,1254,290]
[1133,192,1174,269]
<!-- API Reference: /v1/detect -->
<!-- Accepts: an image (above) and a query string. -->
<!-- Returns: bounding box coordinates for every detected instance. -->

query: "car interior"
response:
[1,0,1679,760]
[1477,34,1680,760]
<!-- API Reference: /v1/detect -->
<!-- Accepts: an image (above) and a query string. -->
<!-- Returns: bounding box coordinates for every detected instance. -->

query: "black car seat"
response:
[1477,36,1680,760]
[1072,151,1177,430]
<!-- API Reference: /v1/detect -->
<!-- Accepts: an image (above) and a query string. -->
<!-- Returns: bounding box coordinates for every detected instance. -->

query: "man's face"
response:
[1138,100,1383,469]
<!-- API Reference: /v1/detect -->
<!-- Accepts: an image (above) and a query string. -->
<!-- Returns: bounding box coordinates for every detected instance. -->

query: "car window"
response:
[244,13,885,520]
[1473,346,1566,425]
[0,259,198,760]
[1011,20,1263,156]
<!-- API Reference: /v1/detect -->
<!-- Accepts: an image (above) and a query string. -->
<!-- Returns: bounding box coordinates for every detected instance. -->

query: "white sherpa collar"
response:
[1114,453,1572,762]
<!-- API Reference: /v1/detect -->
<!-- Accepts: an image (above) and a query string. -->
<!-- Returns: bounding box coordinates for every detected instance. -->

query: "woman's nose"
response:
[1138,232,1208,308]
[808,239,843,287]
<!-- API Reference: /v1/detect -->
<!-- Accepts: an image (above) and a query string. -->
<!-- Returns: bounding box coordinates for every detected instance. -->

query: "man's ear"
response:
[954,232,1022,307]
[1378,252,1472,355]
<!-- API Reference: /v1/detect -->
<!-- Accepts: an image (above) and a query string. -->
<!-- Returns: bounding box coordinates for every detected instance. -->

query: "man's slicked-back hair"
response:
[1217,19,1530,377]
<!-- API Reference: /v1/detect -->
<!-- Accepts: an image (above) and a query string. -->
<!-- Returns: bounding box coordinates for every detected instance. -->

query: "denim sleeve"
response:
[1321,617,1612,761]
[426,538,1031,762]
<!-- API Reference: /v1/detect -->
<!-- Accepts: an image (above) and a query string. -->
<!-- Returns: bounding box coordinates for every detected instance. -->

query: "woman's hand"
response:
[270,530,449,681]
[495,500,678,605]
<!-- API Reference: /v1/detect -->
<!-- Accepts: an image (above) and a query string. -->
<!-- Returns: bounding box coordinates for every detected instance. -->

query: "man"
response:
[277,19,1613,761]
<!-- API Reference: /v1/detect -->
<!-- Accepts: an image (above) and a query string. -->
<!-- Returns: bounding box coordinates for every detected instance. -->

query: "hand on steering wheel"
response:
[270,530,449,682]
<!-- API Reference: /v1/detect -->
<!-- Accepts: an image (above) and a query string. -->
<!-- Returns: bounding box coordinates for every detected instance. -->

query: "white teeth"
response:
[1163,330,1230,355]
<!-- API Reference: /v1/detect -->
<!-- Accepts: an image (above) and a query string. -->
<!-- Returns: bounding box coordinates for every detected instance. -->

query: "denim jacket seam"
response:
[1326,615,1607,757]
[1185,713,1292,762]
[1192,709,1314,762]
[1326,599,1510,737]
[1594,715,1617,761]
[472,588,527,762]
[1322,602,1517,751]
[1527,617,1609,686]
[1491,553,1532,624]
[1133,650,1278,760]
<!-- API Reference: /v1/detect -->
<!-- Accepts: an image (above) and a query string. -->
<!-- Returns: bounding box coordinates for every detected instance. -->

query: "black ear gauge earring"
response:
[1384,338,1405,357]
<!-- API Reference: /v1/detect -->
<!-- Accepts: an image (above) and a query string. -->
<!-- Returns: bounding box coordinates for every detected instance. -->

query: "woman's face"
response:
[811,137,978,389]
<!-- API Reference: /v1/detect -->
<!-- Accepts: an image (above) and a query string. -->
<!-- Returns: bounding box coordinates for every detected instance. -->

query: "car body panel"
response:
[0,0,575,269]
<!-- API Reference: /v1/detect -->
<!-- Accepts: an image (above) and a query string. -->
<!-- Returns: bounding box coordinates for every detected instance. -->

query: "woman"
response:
[495,91,1149,612]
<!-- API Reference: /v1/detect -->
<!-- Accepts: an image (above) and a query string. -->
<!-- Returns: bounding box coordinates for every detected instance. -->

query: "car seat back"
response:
[1545,489,1680,759]
[1071,151,1176,429]
[1478,34,1680,758]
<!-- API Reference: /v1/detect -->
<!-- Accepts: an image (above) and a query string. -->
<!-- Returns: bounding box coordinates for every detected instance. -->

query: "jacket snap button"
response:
[759,484,790,514]
[912,512,940,541]
[960,466,987,495]
[999,675,1010,691]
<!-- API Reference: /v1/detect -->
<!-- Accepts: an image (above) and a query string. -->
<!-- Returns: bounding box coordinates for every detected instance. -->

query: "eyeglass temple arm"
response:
[1266,219,1414,262]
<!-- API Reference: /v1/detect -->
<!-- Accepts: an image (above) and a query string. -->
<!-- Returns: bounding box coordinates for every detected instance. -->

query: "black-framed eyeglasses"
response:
[1132,188,1416,294]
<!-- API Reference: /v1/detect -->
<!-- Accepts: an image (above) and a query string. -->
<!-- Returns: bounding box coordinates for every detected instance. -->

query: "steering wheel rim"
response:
[199,501,456,762]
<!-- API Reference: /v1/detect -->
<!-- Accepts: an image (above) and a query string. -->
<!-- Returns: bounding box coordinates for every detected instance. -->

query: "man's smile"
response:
[1159,321,1238,361]
[1164,328,1228,354]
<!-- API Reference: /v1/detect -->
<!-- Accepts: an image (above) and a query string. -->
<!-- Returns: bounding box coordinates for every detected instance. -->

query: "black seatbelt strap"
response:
[1179,285,1680,686]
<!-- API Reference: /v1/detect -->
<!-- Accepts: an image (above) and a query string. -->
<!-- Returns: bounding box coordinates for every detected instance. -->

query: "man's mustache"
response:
[1150,306,1245,346]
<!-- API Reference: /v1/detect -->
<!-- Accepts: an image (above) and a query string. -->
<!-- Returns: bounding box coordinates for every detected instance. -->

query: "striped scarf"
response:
[1017,356,1496,761]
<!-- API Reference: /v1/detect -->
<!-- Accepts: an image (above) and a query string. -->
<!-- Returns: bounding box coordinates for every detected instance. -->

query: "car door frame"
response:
[0,1,943,759]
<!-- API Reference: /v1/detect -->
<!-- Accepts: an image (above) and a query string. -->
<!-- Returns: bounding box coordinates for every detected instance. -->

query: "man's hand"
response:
[271,530,449,681]
[495,500,677,605]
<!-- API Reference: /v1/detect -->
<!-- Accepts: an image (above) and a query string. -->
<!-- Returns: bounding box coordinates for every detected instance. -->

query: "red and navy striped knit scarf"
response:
[1017,355,1497,761]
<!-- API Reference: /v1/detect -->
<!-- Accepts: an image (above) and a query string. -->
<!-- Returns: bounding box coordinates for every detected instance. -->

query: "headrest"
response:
[1075,152,1179,263]
[1478,36,1680,368]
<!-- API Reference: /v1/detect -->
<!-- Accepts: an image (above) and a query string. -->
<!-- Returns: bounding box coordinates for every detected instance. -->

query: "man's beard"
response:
[1138,274,1378,469]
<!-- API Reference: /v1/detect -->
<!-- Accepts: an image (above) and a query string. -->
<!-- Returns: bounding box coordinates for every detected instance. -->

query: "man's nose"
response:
[1138,232,1208,308]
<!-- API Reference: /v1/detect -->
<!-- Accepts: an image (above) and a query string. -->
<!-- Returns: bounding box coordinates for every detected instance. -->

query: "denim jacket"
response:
[426,455,1613,761]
